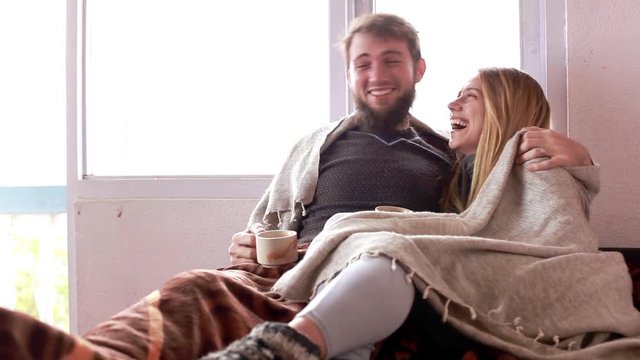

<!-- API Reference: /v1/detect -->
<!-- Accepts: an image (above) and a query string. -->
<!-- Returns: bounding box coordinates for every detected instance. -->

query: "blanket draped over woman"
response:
[273,131,640,359]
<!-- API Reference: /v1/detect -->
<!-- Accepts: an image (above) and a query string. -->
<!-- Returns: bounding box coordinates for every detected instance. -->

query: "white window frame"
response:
[67,0,566,200]
[65,0,566,333]
[520,0,568,135]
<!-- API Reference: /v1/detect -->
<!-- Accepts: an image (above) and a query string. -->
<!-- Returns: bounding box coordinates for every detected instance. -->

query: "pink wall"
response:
[567,0,640,247]
[74,198,257,333]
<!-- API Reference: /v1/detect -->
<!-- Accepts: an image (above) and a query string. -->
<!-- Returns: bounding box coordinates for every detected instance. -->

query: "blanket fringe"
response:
[347,254,580,353]
[487,305,503,319]
[464,304,477,320]
[422,286,431,299]
[442,298,452,323]
[513,317,524,334]
[300,203,307,217]
[534,329,545,343]
[404,271,415,284]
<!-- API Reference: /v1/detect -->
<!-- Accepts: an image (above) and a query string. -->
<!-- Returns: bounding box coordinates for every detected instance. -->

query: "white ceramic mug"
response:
[374,205,413,213]
[255,230,298,267]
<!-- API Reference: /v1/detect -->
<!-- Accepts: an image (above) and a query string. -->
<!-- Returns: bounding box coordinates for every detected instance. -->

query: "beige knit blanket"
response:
[273,132,640,359]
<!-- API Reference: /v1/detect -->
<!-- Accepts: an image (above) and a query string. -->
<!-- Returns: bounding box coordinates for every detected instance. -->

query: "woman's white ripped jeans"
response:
[296,256,414,359]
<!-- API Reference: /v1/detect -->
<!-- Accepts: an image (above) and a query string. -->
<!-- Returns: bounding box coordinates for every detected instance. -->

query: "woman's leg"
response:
[291,255,414,359]
[200,256,414,360]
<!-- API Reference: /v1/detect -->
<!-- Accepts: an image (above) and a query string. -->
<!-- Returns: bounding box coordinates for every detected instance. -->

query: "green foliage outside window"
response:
[5,215,69,332]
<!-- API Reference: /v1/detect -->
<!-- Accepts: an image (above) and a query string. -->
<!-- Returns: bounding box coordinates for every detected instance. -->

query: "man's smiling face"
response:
[347,32,425,132]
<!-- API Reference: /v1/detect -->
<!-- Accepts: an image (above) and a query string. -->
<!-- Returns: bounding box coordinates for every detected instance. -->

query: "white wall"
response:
[74,0,640,334]
[566,0,640,248]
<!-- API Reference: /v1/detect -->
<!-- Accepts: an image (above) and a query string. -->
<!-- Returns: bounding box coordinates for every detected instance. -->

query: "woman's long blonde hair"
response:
[442,67,551,212]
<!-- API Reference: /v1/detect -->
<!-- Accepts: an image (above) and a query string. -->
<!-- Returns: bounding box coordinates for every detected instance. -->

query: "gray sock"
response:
[199,322,320,360]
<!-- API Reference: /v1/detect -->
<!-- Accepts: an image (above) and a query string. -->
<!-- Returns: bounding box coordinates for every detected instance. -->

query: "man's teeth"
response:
[369,88,393,96]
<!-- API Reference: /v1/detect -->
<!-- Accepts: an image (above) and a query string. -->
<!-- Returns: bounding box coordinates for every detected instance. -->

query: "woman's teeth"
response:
[451,119,467,130]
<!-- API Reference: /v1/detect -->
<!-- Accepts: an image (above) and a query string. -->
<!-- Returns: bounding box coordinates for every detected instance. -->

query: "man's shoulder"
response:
[295,118,346,142]
[306,113,356,136]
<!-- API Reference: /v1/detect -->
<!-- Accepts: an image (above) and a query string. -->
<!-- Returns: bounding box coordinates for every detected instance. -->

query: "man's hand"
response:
[228,223,266,265]
[516,126,592,171]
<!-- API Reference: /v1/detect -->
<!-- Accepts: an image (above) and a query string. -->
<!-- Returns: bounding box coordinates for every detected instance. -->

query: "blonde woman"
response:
[442,67,550,212]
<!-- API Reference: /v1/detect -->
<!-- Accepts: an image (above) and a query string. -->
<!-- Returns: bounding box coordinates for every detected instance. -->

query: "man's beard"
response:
[355,88,416,133]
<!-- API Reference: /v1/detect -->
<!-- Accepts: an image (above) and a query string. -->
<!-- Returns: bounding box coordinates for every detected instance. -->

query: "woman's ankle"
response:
[289,316,327,359]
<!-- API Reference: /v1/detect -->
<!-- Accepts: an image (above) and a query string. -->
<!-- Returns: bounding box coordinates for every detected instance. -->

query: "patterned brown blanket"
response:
[2,258,639,360]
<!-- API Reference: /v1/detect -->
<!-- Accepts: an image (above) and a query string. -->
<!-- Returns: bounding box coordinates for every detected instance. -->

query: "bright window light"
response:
[0,1,66,186]
[85,0,329,176]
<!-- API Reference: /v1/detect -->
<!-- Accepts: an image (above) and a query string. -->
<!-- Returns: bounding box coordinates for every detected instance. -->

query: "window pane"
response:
[85,0,329,176]
[0,1,66,186]
[85,1,519,176]
[375,1,520,132]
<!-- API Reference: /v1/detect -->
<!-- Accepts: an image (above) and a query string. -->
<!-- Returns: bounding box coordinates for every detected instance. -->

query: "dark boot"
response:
[200,322,321,360]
